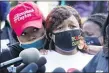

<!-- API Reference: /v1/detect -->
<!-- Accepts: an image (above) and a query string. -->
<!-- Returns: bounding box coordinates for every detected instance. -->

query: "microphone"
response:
[36,57,47,68]
[52,67,66,73]
[37,65,46,73]
[0,48,40,68]
[67,68,81,73]
[20,63,38,73]
[16,63,27,73]
[16,57,47,73]
[33,57,47,73]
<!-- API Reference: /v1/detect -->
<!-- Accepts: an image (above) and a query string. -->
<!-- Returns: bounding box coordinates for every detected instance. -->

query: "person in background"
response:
[83,13,109,72]
[41,6,94,72]
[82,13,107,54]
[0,1,18,73]
[59,1,108,17]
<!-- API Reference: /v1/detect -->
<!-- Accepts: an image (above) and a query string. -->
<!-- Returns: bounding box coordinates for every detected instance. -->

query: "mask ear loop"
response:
[79,28,85,37]
[40,32,47,50]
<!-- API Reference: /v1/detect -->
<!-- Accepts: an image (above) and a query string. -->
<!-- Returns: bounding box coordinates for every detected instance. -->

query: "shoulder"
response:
[82,50,103,72]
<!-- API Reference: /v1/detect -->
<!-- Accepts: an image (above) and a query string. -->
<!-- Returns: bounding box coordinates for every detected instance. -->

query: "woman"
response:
[83,13,109,73]
[82,13,107,54]
[41,6,94,72]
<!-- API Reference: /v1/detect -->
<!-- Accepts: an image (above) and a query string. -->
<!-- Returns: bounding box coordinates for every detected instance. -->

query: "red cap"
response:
[9,2,43,36]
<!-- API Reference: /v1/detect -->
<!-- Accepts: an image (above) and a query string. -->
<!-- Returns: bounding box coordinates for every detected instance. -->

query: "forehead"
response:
[23,27,38,32]
[83,21,100,29]
[59,15,80,27]
[83,21,102,34]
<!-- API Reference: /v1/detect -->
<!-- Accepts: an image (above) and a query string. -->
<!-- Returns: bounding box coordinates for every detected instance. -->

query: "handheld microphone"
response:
[37,65,46,73]
[16,63,27,73]
[34,57,47,73]
[16,57,47,73]
[67,68,81,73]
[36,57,47,68]
[20,63,38,73]
[0,48,40,68]
[52,67,66,73]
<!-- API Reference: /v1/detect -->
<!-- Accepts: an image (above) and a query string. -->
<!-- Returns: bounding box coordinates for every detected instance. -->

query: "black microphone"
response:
[37,65,46,73]
[16,57,47,73]
[16,63,27,73]
[0,48,40,68]
[67,68,81,73]
[20,63,38,73]
[52,67,66,73]
[36,57,47,68]
[34,57,47,73]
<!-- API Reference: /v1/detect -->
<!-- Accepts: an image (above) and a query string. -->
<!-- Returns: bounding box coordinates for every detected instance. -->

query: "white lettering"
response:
[14,9,34,23]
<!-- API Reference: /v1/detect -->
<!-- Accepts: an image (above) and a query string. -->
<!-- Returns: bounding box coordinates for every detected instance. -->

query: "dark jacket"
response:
[0,20,23,64]
[83,48,109,73]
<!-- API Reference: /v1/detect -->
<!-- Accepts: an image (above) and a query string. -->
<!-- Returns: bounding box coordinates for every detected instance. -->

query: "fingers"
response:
[40,49,48,55]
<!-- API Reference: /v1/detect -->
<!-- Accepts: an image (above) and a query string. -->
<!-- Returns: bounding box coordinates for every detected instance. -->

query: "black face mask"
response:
[84,37,101,46]
[52,29,81,51]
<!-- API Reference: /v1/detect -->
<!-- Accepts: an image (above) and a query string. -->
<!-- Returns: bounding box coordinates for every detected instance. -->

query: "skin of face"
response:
[52,15,80,55]
[17,26,45,43]
[83,21,103,45]
[53,15,80,33]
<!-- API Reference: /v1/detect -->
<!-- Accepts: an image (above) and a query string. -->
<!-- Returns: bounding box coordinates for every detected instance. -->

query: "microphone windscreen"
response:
[19,48,40,64]
[20,63,38,73]
[67,68,80,73]
[52,67,66,73]
[37,65,46,73]
[36,57,47,68]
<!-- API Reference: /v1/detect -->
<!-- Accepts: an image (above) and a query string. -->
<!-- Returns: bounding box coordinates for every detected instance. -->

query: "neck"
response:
[55,46,78,55]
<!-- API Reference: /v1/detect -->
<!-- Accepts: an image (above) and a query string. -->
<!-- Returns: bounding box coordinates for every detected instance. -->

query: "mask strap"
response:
[41,37,47,49]
[38,32,47,49]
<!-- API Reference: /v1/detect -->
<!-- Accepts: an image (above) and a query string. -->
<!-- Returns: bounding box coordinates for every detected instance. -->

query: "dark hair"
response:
[103,14,109,47]
[45,6,83,50]
[85,13,107,30]
[46,5,81,38]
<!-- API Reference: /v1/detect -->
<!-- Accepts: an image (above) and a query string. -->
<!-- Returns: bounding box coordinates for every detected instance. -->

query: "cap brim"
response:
[16,19,43,37]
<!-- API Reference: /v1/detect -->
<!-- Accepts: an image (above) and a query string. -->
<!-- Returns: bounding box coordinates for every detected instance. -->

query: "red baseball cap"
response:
[9,2,43,36]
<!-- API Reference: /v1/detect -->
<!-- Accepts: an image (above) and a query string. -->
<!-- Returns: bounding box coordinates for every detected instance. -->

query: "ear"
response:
[98,36,103,45]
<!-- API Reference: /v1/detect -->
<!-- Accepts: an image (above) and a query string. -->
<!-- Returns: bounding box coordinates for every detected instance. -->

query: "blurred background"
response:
[10,1,108,23]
